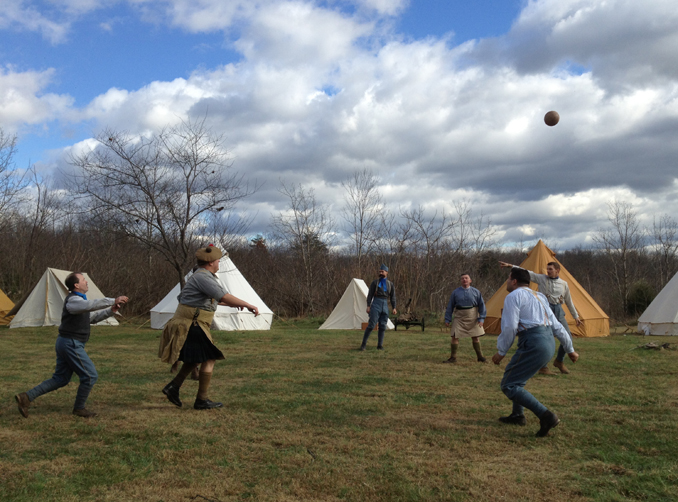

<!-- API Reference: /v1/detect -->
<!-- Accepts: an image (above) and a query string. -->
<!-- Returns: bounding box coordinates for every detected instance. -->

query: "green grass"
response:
[1,321,677,502]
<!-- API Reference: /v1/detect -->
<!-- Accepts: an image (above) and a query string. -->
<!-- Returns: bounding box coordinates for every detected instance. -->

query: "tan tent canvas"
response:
[0,288,14,325]
[637,271,678,336]
[9,268,118,329]
[484,240,609,338]
[319,278,395,330]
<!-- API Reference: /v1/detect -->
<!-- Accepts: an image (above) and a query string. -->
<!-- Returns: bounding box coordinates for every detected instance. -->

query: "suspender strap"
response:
[529,290,550,326]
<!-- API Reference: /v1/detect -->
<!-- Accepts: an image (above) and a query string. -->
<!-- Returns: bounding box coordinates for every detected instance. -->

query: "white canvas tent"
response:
[9,268,119,328]
[637,271,678,336]
[150,256,273,331]
[319,278,395,330]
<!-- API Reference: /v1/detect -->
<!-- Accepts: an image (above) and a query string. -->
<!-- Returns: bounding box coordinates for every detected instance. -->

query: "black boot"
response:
[361,327,372,349]
[536,411,560,437]
[498,414,526,426]
[194,398,223,410]
[162,382,182,407]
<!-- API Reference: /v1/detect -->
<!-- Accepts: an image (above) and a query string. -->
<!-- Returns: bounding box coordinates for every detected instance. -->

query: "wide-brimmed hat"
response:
[195,244,223,262]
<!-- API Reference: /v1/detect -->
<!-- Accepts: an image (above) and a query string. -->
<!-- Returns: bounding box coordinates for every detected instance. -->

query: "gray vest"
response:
[58,293,91,343]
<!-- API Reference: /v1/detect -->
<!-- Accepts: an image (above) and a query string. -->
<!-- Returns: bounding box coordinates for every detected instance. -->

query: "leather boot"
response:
[473,341,487,362]
[536,410,560,437]
[553,360,570,374]
[15,392,30,418]
[443,342,458,363]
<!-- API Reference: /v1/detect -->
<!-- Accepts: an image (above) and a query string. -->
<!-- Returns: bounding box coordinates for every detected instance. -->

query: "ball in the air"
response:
[544,111,560,126]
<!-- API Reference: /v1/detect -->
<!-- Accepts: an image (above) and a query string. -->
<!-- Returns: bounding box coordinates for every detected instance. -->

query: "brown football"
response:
[544,110,560,126]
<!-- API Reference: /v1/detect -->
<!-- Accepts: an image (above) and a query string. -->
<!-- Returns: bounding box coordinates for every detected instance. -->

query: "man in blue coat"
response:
[360,264,397,350]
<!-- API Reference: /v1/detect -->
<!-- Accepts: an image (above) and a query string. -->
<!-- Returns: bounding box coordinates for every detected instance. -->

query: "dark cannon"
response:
[393,298,425,331]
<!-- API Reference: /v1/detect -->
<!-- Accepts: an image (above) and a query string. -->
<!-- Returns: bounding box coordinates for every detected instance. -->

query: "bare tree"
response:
[0,129,28,225]
[452,200,496,255]
[651,214,678,287]
[341,168,382,275]
[19,169,67,289]
[401,205,456,311]
[66,118,254,287]
[593,200,646,315]
[270,181,335,315]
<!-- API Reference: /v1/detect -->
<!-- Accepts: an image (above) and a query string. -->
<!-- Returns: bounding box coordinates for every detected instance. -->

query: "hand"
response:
[498,261,512,268]
[366,307,371,314]
[478,320,484,327]
[575,318,582,327]
[248,305,260,316]
[568,351,579,363]
[111,303,121,313]
[392,309,397,315]
[492,353,504,365]
[445,322,450,328]
[115,296,128,305]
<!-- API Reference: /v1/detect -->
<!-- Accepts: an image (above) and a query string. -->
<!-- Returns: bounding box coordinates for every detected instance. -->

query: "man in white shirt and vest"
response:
[492,267,579,437]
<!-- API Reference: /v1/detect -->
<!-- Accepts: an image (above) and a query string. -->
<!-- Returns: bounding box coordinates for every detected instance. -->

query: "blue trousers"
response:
[362,298,389,347]
[27,336,98,411]
[548,303,570,364]
[500,325,555,418]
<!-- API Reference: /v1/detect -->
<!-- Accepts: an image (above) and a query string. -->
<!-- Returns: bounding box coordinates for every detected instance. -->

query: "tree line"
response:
[1,124,676,325]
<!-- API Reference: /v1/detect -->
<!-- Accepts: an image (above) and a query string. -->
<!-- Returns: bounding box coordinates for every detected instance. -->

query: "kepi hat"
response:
[379,263,389,272]
[196,244,223,262]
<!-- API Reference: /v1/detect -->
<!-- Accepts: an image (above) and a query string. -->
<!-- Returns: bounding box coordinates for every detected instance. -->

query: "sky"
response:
[2,0,678,250]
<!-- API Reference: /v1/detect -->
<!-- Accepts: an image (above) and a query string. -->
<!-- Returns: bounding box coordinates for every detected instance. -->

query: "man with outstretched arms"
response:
[443,273,487,363]
[499,260,581,374]
[360,264,397,351]
[159,245,259,410]
[15,273,128,418]
[492,267,579,437]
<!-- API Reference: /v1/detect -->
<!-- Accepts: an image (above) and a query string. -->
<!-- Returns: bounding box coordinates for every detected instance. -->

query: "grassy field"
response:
[1,320,677,502]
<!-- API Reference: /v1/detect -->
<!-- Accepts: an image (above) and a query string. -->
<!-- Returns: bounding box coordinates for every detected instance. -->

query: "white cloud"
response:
[6,0,678,247]
[351,0,408,16]
[494,0,678,88]
[0,1,70,43]
[0,67,74,130]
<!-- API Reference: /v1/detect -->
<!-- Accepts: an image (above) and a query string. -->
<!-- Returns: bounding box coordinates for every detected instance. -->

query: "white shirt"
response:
[497,287,575,356]
[514,266,579,319]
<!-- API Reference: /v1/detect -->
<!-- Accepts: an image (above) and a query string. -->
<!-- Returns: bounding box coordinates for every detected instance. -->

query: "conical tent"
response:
[484,240,609,338]
[0,288,15,325]
[319,278,395,330]
[637,271,678,335]
[150,256,273,331]
[9,268,118,328]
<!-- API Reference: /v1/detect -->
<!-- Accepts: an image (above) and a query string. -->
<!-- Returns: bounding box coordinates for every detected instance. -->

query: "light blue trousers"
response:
[500,325,555,418]
[27,336,98,411]
[549,303,570,363]
[361,298,389,347]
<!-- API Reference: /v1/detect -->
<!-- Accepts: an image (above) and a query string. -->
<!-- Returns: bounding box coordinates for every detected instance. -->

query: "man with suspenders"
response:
[492,267,579,437]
